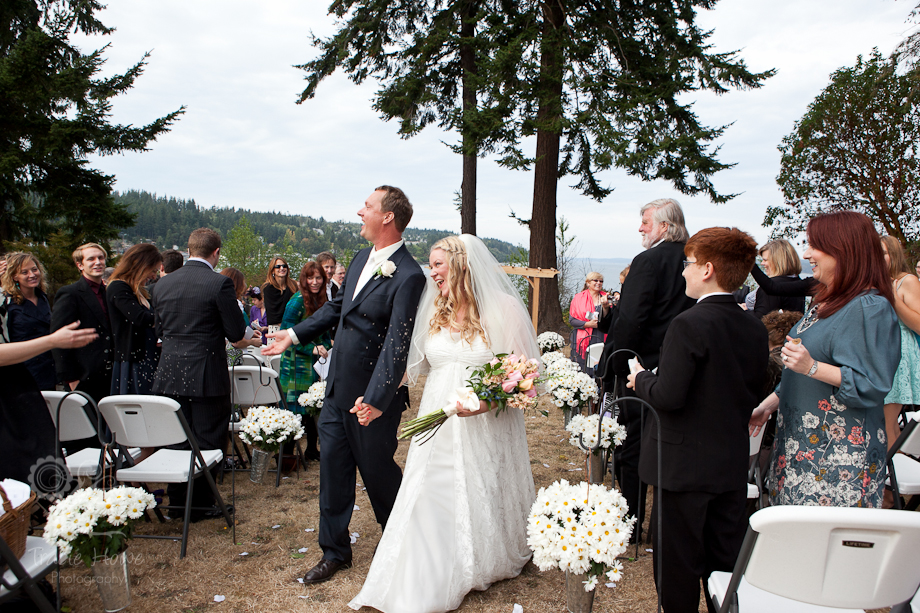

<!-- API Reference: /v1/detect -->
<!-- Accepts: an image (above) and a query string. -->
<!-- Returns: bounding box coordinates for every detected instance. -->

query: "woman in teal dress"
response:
[750,212,900,507]
[280,261,331,461]
[880,236,920,449]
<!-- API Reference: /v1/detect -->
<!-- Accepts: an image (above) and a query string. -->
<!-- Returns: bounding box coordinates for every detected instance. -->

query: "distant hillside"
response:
[115,190,524,262]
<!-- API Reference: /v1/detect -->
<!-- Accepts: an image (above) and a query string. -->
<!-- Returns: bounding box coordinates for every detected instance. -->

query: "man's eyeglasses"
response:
[274,264,289,270]
[682,260,696,269]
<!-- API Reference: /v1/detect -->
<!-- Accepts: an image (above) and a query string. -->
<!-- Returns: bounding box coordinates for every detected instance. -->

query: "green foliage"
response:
[555,216,579,319]
[506,247,531,307]
[300,2,771,204]
[769,50,920,244]
[117,189,522,267]
[218,217,272,286]
[299,1,518,156]
[0,1,183,248]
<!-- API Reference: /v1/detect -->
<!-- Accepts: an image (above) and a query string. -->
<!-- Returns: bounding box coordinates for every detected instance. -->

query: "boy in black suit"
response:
[628,227,768,613]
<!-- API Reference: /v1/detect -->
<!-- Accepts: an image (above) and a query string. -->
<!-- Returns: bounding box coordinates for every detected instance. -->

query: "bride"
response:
[349,235,539,613]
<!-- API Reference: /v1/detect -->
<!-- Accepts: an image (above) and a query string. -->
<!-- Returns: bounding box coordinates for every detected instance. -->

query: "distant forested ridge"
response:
[115,190,523,262]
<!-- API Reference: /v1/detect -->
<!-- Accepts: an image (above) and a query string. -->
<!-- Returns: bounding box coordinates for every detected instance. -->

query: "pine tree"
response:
[298,1,772,331]
[0,0,184,249]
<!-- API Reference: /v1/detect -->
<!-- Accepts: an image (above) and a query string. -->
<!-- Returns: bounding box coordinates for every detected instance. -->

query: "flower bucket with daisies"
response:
[527,480,635,593]
[43,486,157,567]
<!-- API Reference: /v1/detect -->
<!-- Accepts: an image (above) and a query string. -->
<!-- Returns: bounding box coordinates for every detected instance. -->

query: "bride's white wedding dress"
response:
[349,328,536,613]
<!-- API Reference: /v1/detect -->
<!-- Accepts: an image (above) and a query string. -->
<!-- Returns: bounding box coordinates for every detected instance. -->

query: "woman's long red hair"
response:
[298,261,328,317]
[807,211,894,318]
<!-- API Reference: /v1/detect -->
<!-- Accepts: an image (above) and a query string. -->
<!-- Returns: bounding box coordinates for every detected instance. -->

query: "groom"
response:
[264,185,426,583]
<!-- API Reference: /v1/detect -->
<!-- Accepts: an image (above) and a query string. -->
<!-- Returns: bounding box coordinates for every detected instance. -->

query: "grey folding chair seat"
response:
[887,418,920,510]
[708,505,920,613]
[0,535,58,613]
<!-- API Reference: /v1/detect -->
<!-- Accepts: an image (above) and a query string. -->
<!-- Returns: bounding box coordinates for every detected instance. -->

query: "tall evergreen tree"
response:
[300,1,772,331]
[298,0,522,235]
[494,1,773,330]
[0,0,184,249]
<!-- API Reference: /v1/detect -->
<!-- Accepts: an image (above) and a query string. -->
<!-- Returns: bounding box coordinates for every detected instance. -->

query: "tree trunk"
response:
[529,0,566,333]
[459,0,478,235]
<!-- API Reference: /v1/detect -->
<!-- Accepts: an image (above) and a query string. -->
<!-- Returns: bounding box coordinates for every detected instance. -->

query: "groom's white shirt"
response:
[353,239,404,299]
[287,239,404,345]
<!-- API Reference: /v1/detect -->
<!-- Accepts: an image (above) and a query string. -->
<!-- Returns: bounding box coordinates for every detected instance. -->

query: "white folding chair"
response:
[887,418,920,510]
[708,506,920,613]
[239,352,263,368]
[228,365,302,486]
[42,391,141,487]
[746,423,767,508]
[586,342,605,370]
[268,354,281,375]
[0,535,58,613]
[97,395,232,558]
[230,365,282,408]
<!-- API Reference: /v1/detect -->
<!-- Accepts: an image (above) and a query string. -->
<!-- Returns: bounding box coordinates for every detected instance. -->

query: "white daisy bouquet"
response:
[298,380,326,417]
[238,406,305,453]
[545,356,580,378]
[540,351,568,368]
[43,486,157,567]
[527,480,635,592]
[566,414,627,455]
[545,370,598,412]
[399,353,542,443]
[537,331,566,353]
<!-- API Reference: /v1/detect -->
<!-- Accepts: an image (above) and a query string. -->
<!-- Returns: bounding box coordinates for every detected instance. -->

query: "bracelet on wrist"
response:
[806,360,819,377]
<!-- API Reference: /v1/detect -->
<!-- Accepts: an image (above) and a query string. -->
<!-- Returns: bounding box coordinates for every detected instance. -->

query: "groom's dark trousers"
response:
[290,244,425,564]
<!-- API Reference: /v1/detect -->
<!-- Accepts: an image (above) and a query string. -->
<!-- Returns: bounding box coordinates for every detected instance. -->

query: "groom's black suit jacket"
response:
[291,244,426,413]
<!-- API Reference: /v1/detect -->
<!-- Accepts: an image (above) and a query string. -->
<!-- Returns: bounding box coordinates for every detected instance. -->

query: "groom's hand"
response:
[351,396,382,426]
[261,332,292,356]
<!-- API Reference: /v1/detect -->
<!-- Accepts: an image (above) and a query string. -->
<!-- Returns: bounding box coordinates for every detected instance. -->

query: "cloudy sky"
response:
[77,1,915,259]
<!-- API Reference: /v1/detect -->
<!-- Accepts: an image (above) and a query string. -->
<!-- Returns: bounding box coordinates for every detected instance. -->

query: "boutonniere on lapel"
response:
[373,260,397,280]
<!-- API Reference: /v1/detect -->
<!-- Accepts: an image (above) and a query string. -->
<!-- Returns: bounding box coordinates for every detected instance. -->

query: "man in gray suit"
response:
[152,227,257,517]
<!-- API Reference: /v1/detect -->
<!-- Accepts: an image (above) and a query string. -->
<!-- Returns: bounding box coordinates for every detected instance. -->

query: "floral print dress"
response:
[768,291,900,508]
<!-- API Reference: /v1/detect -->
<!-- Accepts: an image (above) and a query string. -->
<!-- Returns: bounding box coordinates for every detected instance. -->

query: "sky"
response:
[75,1,916,260]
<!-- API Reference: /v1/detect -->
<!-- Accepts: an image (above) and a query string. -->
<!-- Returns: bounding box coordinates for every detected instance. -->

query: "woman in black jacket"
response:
[748,239,810,318]
[261,256,298,337]
[1,252,56,390]
[106,244,163,394]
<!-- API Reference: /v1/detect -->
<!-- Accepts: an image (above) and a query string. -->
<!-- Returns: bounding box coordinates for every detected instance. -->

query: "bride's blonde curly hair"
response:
[429,236,488,346]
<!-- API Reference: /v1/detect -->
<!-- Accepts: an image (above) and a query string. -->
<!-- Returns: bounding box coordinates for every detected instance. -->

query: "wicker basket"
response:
[0,483,37,562]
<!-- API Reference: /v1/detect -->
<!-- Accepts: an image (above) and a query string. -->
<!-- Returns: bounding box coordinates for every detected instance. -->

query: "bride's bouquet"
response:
[399,353,540,443]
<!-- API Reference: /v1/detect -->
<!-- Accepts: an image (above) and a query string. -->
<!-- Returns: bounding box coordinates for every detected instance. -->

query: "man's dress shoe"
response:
[302,558,352,584]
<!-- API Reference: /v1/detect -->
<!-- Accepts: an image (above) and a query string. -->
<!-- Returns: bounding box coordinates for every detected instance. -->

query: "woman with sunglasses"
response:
[261,256,298,341]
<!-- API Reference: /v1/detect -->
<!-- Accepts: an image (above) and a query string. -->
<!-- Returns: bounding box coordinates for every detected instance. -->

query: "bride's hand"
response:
[456,400,491,418]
